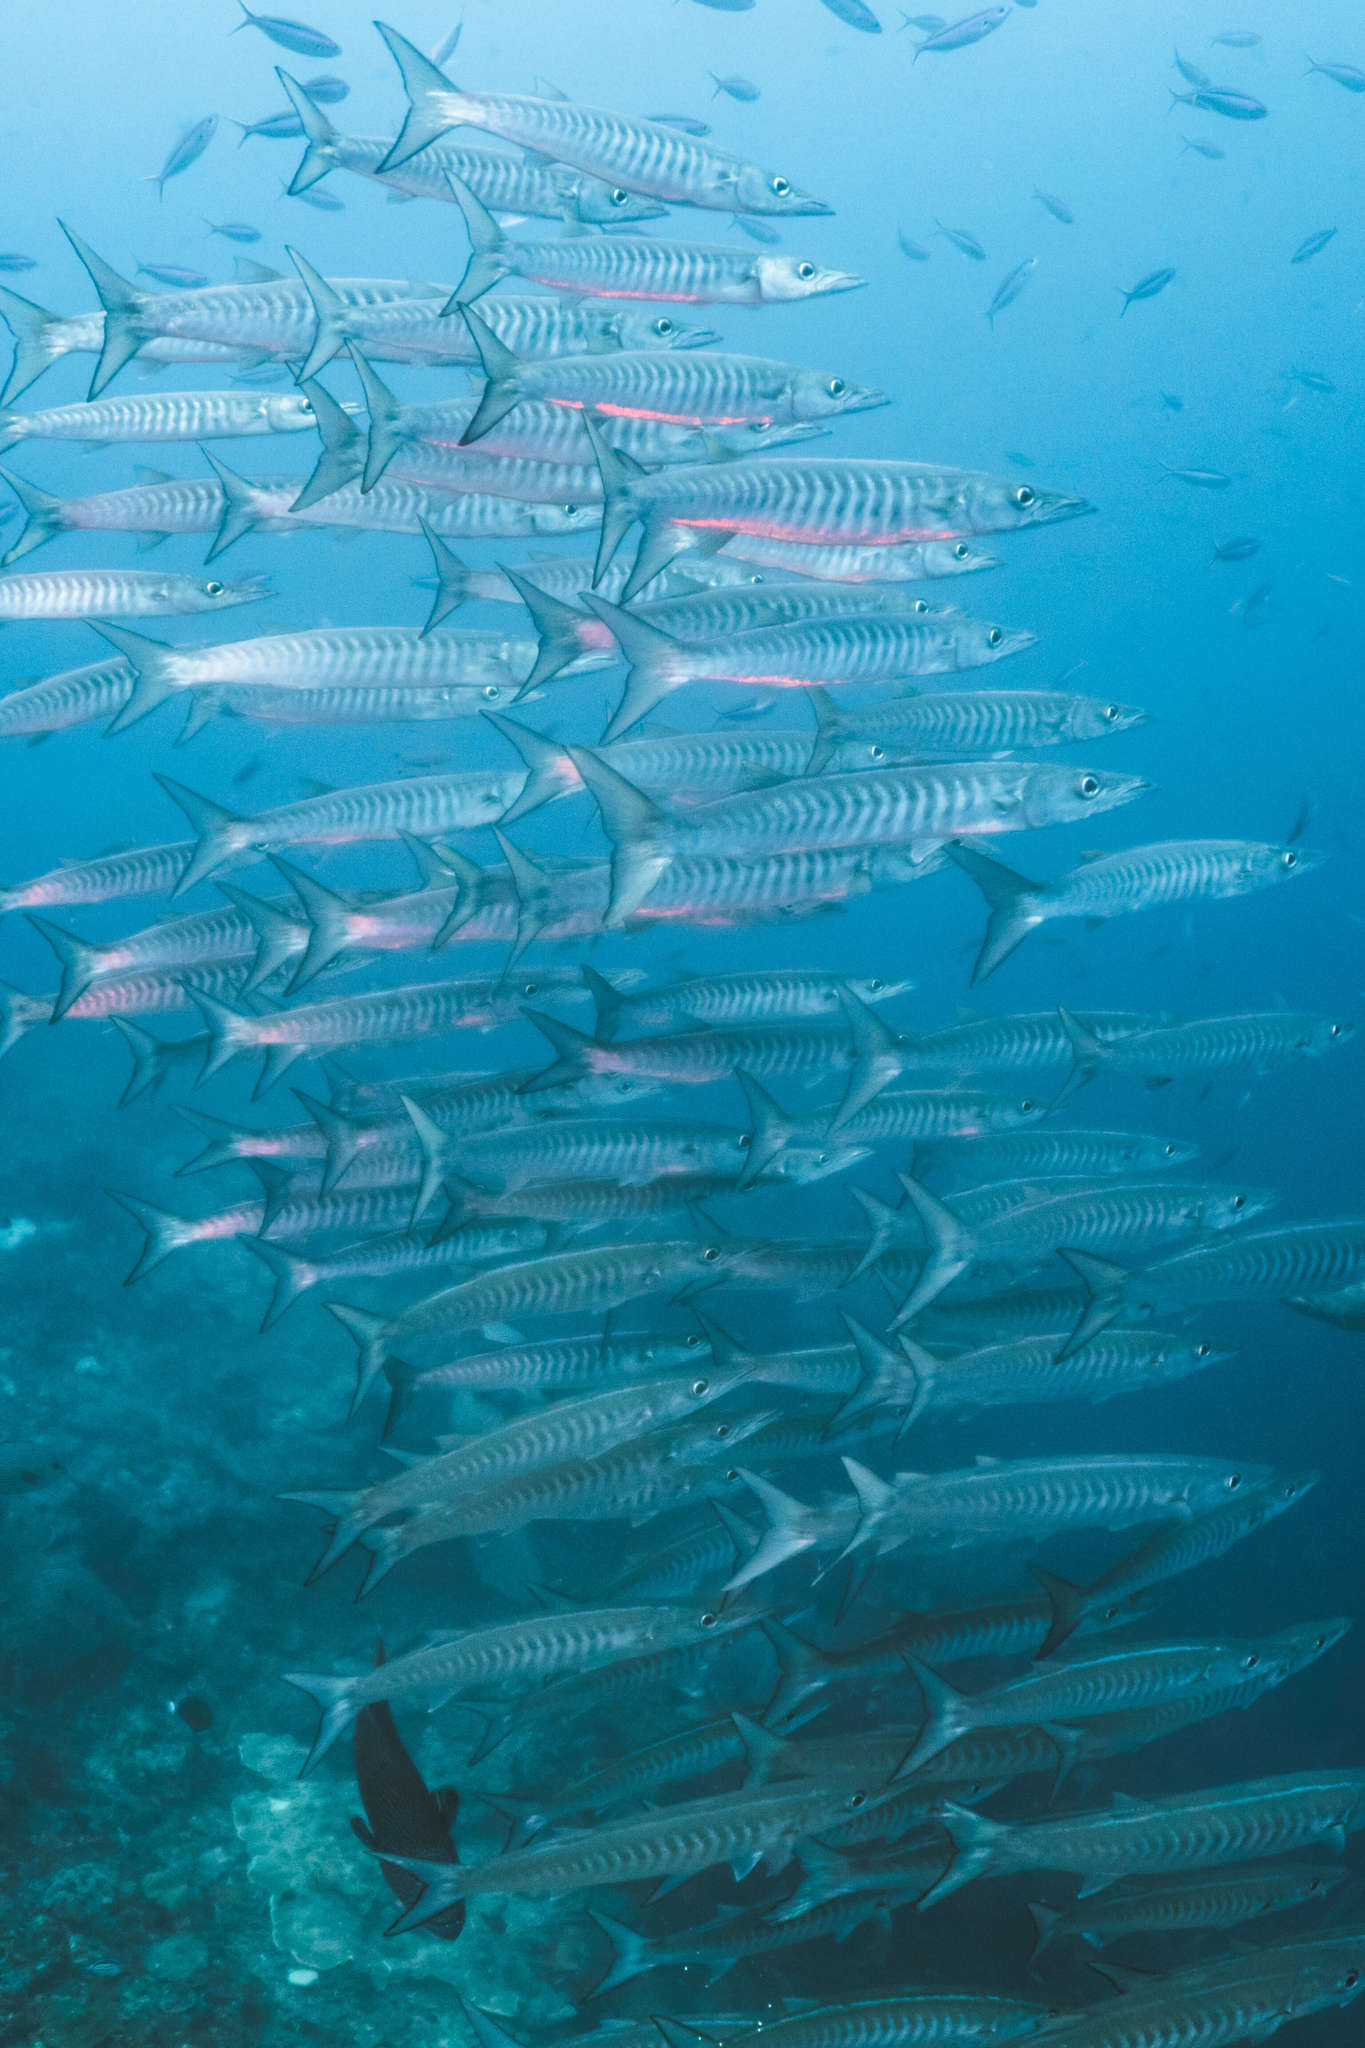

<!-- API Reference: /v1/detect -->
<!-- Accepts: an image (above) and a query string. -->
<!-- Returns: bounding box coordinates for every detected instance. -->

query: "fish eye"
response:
[202,580,225,597]
[1226,1472,1242,1489]
[610,187,629,207]
[1347,1971,1359,1988]
[701,1611,718,1628]
[1019,1099,1035,1113]
[725,1467,739,1480]
[654,317,675,336]
[1244,1653,1259,1668]
[1281,850,1298,869]
[1232,1193,1246,1209]
[953,542,969,559]
[796,262,818,282]
[1315,1634,1327,1650]
[1195,1341,1211,1357]
[482,685,502,700]
[737,1132,751,1150]
[1015,485,1035,508]
[691,1377,710,1396]
[1104,703,1120,720]
[562,505,579,516]
[771,175,791,196]
[828,377,846,398]
[1164,1142,1178,1155]
[870,745,886,761]
[987,627,1003,647]
[913,598,929,614]
[702,1244,721,1261]
[686,1332,703,1347]
[714,1421,731,1439]
[1331,1023,1344,1037]
[847,1790,867,1808]
[870,978,884,991]
[1079,775,1101,798]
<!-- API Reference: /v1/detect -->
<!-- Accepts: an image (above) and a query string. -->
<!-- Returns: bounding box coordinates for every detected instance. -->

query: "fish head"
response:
[1146,1135,1200,1168]
[1200,1183,1278,1231]
[976,476,1097,532]
[926,539,1001,576]
[1159,1334,1236,1380]
[728,166,834,218]
[1186,1459,1276,1513]
[754,256,866,302]
[607,310,722,352]
[1068,695,1148,740]
[527,501,600,535]
[1251,1466,1321,1522]
[567,176,668,227]
[178,570,274,612]
[788,368,889,421]
[1302,1016,1355,1057]
[1022,764,1153,829]
[265,392,322,433]
[1250,840,1329,889]
[846,973,915,1005]
[962,619,1036,665]
[1258,1614,1353,1678]
[990,1095,1053,1128]
[769,1140,875,1184]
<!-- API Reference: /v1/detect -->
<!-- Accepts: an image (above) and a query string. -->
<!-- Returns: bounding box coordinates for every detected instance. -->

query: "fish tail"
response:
[486,828,553,968]
[214,881,303,995]
[484,709,578,826]
[280,1668,360,1775]
[580,592,689,742]
[727,1468,819,1590]
[887,1172,973,1328]
[845,1182,916,1283]
[580,963,626,1042]
[836,1312,932,1431]
[356,1522,404,1596]
[917,1802,1010,1910]
[0,461,69,565]
[893,1655,972,1776]
[88,620,181,734]
[836,1453,895,1559]
[1053,1005,1108,1103]
[734,1069,799,1186]
[1029,1563,1093,1659]
[416,517,472,634]
[623,511,721,602]
[105,1187,202,1284]
[342,341,406,492]
[287,1088,362,1194]
[579,412,642,588]
[199,446,265,560]
[945,840,1044,981]
[378,1355,421,1444]
[374,20,472,173]
[236,1231,318,1331]
[585,1910,654,1994]
[803,685,846,774]
[327,1301,396,1417]
[25,912,108,1021]
[497,565,594,692]
[111,1016,177,1107]
[0,285,65,406]
[760,1615,831,1729]
[151,772,246,894]
[399,1092,457,1225]
[181,979,258,1084]
[1054,1247,1130,1356]
[57,222,146,399]
[518,1004,599,1090]
[1025,1902,1064,1966]
[277,69,340,193]
[287,246,356,386]
[265,854,353,992]
[0,979,50,1055]
[172,1104,256,1176]
[564,742,672,925]
[290,375,362,510]
[453,302,522,439]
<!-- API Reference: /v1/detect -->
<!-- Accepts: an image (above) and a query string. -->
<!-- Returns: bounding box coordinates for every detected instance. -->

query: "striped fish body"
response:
[390,1237,729,1349]
[138,626,543,696]
[209,679,534,727]
[902,1011,1179,1075]
[356,296,712,368]
[400,1330,708,1403]
[312,133,666,223]
[0,388,314,450]
[206,965,590,1056]
[59,958,253,1021]
[376,37,831,216]
[974,1181,1274,1268]
[0,656,137,739]
[116,276,443,355]
[820,689,1144,755]
[916,1328,1219,1415]
[1044,1864,1348,1950]
[559,1016,864,1088]
[385,442,602,506]
[916,1128,1196,1184]
[499,350,876,427]
[939,1639,1279,1737]
[1011,1941,1365,2048]
[793,1090,1050,1144]
[1122,1218,1365,1318]
[620,614,1034,695]
[1082,1012,1352,1081]
[0,568,266,620]
[455,1117,750,1192]
[1033,840,1320,927]
[717,1998,1051,2048]
[607,968,911,1033]
[286,479,597,541]
[0,841,191,913]
[403,399,769,469]
[722,534,1000,580]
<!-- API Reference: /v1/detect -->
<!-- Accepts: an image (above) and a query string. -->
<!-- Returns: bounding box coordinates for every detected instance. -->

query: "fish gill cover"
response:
[0,1,1363,2045]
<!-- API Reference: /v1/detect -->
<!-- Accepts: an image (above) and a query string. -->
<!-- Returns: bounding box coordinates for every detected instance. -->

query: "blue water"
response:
[3,2,1364,2041]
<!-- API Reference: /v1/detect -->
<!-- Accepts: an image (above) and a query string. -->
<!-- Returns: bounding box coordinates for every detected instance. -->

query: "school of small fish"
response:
[4,7,1364,2042]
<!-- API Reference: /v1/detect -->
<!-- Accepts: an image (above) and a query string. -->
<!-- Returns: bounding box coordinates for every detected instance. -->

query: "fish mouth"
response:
[676,328,722,349]
[845,388,890,413]
[782,197,835,216]
[820,271,867,294]
[234,574,274,596]
[1041,494,1098,523]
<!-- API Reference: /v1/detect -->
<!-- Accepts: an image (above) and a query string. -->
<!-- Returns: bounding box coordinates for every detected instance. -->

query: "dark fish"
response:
[1161,465,1232,487]
[1212,536,1259,562]
[301,73,349,102]
[351,1662,463,1939]
[231,4,341,58]
[0,254,37,272]
[937,220,987,259]
[204,220,262,243]
[1291,228,1337,264]
[1034,190,1075,224]
[734,218,782,244]
[1233,580,1272,625]
[149,115,218,199]
[1160,392,1184,410]
[819,0,882,28]
[710,72,761,100]
[914,7,1009,58]
[1172,47,1213,87]
[231,757,265,787]
[1120,266,1175,313]
[986,256,1036,326]
[1170,86,1268,118]
[234,109,307,142]
[136,262,211,289]
[1182,137,1226,158]
[1212,30,1260,47]
[292,188,346,210]
[897,228,931,260]
[646,115,712,136]
[1290,368,1336,393]
[1287,798,1311,846]
[1305,58,1365,92]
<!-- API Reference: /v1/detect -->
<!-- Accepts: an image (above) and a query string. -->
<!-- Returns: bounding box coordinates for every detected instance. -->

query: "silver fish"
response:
[0,566,270,621]
[0,387,317,451]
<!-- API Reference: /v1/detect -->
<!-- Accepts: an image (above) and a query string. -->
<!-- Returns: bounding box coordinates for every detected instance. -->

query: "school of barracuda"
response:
[4,11,1364,2048]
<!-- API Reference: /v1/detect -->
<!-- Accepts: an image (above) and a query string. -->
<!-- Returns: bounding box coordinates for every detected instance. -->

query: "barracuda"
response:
[913,1127,1198,1184]
[0,566,269,621]
[950,839,1326,980]
[581,418,1094,598]
[241,1217,549,1330]
[378,1329,711,1439]
[29,895,306,1020]
[107,1180,425,1284]
[1027,1862,1348,1958]
[375,23,833,215]
[882,1325,1225,1426]
[1058,1007,1354,1091]
[0,386,317,451]
[0,840,192,914]
[571,747,1148,923]
[806,685,1146,772]
[722,533,1001,579]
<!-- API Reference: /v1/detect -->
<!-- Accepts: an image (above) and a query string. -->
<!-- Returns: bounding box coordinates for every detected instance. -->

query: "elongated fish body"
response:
[1084,1219,1365,1326]
[906,1327,1221,1419]
[579,758,1147,919]
[445,551,766,611]
[374,1773,911,1926]
[446,1116,754,1192]
[1065,1010,1352,1084]
[0,567,269,620]
[33,898,300,1017]
[473,350,881,436]
[1010,1941,1365,2048]
[457,236,863,307]
[930,1774,1365,1904]
[3,473,288,553]
[389,1330,710,1410]
[793,1090,1050,1146]
[376,24,832,216]
[115,1182,426,1278]
[246,1219,549,1326]
[112,624,558,700]
[915,1128,1197,1184]
[964,1180,1275,1274]
[0,388,317,450]
[902,1010,1179,1076]
[82,276,445,359]
[288,1603,734,1771]
[357,296,715,364]
[599,968,912,1034]
[47,957,254,1023]
[708,1999,1051,2048]
[598,454,1093,600]
[290,128,667,224]
[202,678,538,729]
[0,655,139,740]
[526,1014,867,1090]
[810,688,1145,764]
[1033,1863,1347,1954]
[850,1451,1261,1559]
[374,395,798,472]
[379,440,602,507]
[723,534,1001,580]
[282,478,599,542]
[0,841,191,914]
